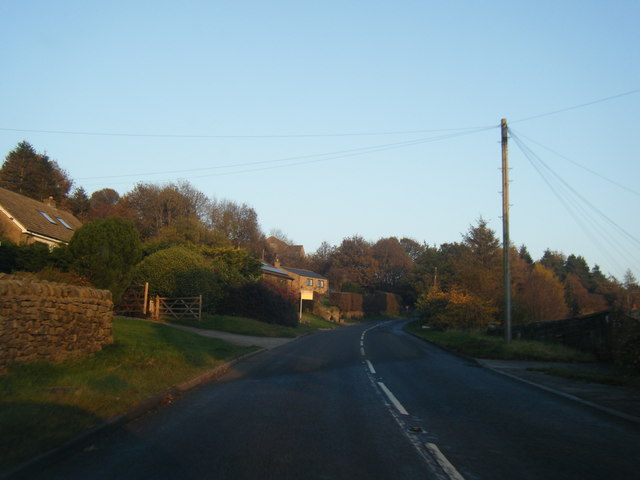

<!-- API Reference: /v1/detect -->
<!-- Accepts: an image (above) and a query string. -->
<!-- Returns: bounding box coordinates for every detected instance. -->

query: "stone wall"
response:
[0,274,113,372]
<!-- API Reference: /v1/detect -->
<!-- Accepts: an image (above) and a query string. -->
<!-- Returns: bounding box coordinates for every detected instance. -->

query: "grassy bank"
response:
[529,367,640,391]
[0,317,257,471]
[170,312,339,337]
[405,320,596,362]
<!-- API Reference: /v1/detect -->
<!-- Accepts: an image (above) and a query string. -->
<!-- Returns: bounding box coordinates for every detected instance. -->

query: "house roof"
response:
[280,266,328,280]
[266,236,305,258]
[261,262,294,280]
[0,187,82,244]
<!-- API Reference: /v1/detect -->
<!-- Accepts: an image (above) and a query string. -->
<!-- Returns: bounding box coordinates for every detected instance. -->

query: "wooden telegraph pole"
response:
[501,119,512,343]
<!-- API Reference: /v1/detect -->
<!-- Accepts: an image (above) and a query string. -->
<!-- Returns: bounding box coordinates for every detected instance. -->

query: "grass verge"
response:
[528,367,640,391]
[170,313,339,337]
[0,317,257,471]
[405,320,595,362]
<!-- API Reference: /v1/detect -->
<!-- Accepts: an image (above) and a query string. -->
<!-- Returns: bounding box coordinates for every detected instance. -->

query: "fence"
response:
[152,295,202,321]
[115,283,149,317]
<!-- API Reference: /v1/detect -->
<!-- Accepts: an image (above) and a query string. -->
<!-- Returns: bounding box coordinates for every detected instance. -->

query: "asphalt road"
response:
[28,320,640,480]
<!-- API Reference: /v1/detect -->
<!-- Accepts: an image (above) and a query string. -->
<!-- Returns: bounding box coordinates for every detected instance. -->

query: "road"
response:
[29,320,640,479]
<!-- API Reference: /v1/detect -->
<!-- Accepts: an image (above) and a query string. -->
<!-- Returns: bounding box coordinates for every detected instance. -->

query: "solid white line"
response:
[366,360,376,374]
[377,382,409,415]
[425,443,466,480]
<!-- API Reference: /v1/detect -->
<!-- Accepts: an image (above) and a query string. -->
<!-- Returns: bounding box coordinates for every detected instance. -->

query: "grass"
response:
[528,367,640,391]
[405,320,596,362]
[0,317,257,471]
[170,312,339,337]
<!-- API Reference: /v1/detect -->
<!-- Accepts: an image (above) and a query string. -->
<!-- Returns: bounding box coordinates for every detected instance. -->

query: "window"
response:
[38,211,57,224]
[317,280,325,288]
[55,216,73,230]
[306,278,314,286]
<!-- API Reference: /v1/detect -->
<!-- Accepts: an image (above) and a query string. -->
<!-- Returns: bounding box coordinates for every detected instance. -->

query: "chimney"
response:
[43,196,56,208]
[274,256,281,269]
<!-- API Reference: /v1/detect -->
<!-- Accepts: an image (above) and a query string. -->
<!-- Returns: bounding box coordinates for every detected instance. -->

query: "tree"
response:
[540,250,567,280]
[399,237,425,262]
[518,244,533,264]
[515,264,569,323]
[564,274,608,316]
[155,217,231,248]
[417,286,497,331]
[453,218,502,306]
[0,141,73,204]
[88,188,120,219]
[371,237,413,291]
[68,187,91,220]
[121,182,208,239]
[308,241,335,275]
[329,235,377,290]
[68,217,142,302]
[207,198,263,254]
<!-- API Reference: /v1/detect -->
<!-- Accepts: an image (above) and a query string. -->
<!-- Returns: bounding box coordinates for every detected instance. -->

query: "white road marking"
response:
[360,347,365,356]
[366,360,376,374]
[377,382,409,415]
[425,443,466,480]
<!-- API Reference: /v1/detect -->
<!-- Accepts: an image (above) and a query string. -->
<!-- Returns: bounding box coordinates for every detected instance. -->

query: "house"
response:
[274,258,329,295]
[260,262,294,289]
[0,187,82,247]
[265,236,305,264]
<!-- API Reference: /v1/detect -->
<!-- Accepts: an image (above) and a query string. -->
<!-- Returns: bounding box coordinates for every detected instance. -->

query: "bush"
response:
[173,267,226,313]
[68,217,142,302]
[616,332,640,374]
[221,280,298,327]
[0,241,52,273]
[417,287,497,331]
[133,246,228,312]
[12,267,91,287]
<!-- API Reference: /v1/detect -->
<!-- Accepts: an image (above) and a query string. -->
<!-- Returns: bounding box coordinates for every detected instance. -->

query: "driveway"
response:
[163,323,297,349]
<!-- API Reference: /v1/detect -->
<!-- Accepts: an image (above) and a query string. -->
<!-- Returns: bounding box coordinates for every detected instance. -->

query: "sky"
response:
[1,1,639,280]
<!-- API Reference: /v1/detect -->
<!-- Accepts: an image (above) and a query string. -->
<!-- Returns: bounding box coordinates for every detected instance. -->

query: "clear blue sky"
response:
[1,1,639,280]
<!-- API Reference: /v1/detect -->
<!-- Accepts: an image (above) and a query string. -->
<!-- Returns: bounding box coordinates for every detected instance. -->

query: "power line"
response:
[510,129,640,276]
[78,126,495,181]
[511,88,640,124]
[509,128,640,197]
[0,124,493,140]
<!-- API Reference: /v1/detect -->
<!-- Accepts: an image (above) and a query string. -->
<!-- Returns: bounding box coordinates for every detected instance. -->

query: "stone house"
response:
[265,236,305,264]
[0,187,82,247]
[261,262,294,289]
[274,258,329,295]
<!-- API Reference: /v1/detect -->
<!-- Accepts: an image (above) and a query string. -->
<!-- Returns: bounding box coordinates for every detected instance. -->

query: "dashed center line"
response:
[365,359,376,374]
[425,443,466,480]
[361,323,466,480]
[377,381,409,416]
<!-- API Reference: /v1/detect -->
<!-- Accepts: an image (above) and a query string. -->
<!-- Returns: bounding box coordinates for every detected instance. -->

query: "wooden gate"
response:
[115,283,149,317]
[153,295,202,321]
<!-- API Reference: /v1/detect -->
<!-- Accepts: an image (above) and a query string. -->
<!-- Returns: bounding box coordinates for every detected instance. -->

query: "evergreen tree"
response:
[68,217,142,302]
[0,141,73,204]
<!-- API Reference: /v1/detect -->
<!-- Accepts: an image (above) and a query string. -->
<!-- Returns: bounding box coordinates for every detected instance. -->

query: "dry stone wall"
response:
[0,274,113,372]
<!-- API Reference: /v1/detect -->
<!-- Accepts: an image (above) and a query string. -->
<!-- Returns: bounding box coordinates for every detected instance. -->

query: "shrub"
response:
[68,217,142,302]
[134,247,213,297]
[12,267,91,287]
[417,286,497,331]
[617,333,640,373]
[173,267,226,313]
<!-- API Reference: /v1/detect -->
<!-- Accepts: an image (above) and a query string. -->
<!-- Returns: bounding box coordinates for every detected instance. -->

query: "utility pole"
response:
[501,118,512,343]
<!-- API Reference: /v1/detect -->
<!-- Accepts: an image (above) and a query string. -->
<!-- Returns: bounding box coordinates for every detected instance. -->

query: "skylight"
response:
[55,216,73,230]
[38,210,57,224]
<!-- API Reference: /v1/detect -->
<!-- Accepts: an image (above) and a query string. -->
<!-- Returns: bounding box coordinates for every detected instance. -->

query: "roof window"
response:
[38,210,57,224]
[55,216,73,230]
